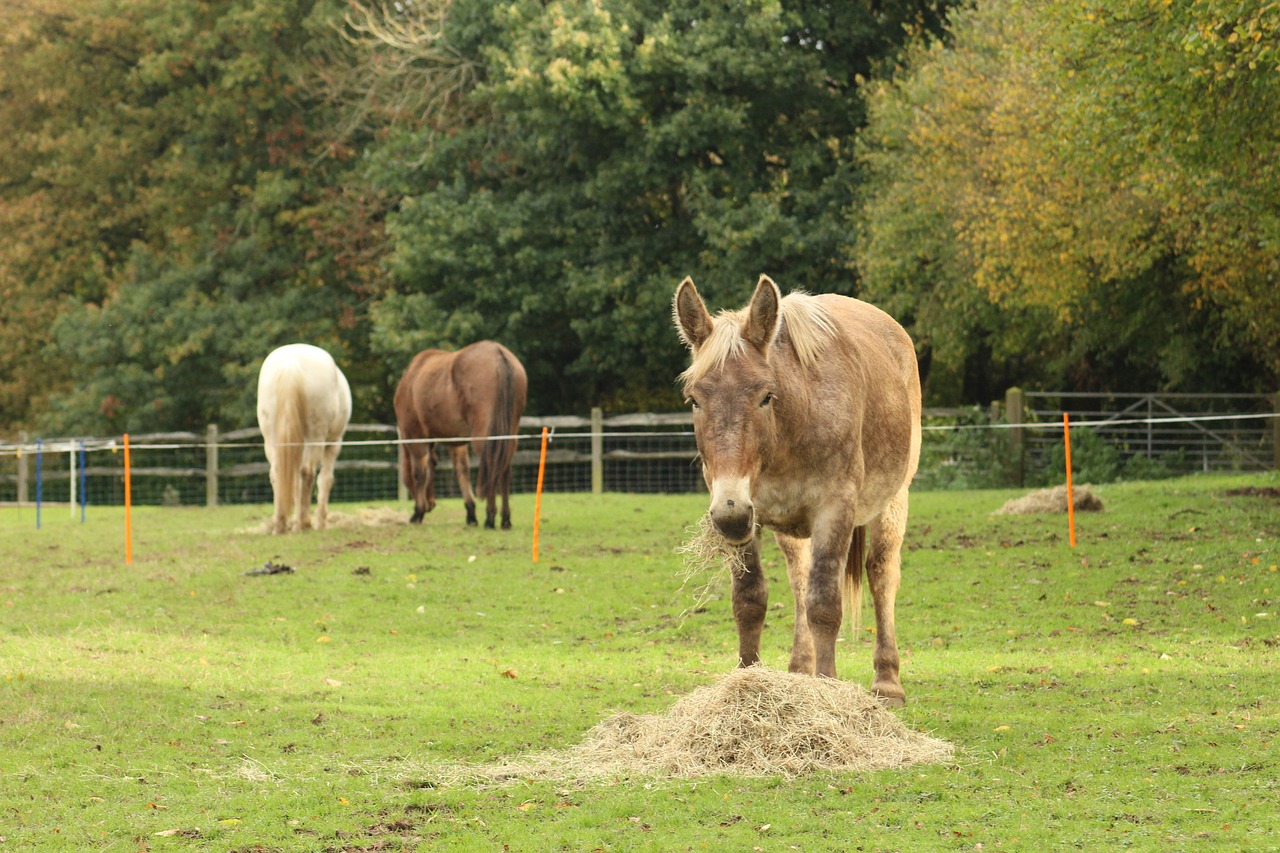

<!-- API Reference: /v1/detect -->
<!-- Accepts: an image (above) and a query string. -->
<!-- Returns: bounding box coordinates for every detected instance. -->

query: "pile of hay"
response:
[994,484,1103,515]
[414,667,954,787]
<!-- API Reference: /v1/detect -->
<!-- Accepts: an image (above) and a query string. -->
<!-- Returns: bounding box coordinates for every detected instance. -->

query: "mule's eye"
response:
[760,392,775,407]
[686,397,700,411]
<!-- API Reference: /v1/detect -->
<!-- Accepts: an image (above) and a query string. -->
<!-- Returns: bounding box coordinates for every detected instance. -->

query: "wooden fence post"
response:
[206,424,219,507]
[1005,387,1024,487]
[1273,391,1280,471]
[591,407,604,495]
[17,430,29,504]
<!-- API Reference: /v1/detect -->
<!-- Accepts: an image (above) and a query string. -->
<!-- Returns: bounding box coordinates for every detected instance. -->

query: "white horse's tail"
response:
[273,364,307,529]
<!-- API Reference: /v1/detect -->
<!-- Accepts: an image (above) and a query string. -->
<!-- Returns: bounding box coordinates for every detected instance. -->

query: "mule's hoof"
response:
[466,518,478,527]
[483,520,496,530]
[874,691,906,709]
[409,513,424,525]
[501,520,512,530]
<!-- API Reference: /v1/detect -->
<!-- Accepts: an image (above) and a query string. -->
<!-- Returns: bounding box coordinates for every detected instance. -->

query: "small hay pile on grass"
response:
[995,483,1103,515]
[414,667,955,787]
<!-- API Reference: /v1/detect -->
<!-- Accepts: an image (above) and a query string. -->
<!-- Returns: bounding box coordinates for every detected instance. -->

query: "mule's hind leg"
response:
[775,533,814,674]
[450,444,478,526]
[866,485,910,707]
[732,534,768,667]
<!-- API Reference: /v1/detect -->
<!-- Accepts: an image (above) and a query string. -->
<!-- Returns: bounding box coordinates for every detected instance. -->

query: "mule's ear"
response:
[674,276,714,352]
[743,274,782,353]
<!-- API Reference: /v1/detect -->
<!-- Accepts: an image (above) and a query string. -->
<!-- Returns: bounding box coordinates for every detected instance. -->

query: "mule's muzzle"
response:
[709,498,755,545]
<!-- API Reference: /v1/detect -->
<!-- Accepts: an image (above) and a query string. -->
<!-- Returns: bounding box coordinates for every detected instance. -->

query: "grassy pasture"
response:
[2,473,1278,851]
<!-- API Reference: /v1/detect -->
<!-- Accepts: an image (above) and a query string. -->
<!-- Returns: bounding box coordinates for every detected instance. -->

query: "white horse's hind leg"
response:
[297,456,316,531]
[315,443,340,530]
[866,485,909,707]
[266,446,288,535]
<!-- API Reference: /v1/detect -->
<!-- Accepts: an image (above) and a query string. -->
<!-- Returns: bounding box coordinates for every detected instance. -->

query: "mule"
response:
[394,341,528,529]
[673,275,921,706]
[256,343,353,535]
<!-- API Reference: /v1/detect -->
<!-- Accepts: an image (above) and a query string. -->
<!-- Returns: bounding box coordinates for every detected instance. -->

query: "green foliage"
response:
[1036,428,1184,488]
[856,0,1280,399]
[3,476,1279,848]
[370,0,956,413]
[1,0,390,434]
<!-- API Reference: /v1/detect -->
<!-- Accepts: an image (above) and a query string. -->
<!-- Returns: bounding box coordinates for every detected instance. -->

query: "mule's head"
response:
[673,275,783,545]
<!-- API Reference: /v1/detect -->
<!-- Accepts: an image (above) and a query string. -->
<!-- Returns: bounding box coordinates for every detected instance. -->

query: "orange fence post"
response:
[123,434,133,565]
[1063,413,1076,548]
[532,427,549,563]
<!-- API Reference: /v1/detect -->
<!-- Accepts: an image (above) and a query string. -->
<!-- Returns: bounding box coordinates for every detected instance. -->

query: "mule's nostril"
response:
[727,499,735,508]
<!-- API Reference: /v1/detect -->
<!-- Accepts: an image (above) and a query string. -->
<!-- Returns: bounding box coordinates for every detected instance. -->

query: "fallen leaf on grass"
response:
[154,828,200,838]
[501,669,518,679]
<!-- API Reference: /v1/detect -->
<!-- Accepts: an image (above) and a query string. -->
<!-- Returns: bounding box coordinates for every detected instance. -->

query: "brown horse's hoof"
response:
[409,512,424,524]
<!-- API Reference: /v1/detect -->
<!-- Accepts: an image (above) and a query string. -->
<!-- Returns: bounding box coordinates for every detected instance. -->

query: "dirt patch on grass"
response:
[994,484,1103,515]
[410,666,955,786]
[240,506,406,534]
[1222,487,1280,499]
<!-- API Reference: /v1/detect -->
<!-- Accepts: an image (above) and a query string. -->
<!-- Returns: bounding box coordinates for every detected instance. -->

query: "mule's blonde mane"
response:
[680,292,837,386]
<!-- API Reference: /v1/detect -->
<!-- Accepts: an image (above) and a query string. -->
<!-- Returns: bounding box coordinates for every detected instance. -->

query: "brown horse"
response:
[394,341,528,529]
[673,275,921,706]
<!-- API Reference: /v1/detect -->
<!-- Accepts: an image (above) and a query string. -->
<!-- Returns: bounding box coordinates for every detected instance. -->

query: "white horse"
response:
[256,343,352,534]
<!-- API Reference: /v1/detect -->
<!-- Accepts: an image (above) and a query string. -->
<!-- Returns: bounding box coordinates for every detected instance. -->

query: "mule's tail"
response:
[846,524,866,642]
[272,367,307,528]
[477,351,519,501]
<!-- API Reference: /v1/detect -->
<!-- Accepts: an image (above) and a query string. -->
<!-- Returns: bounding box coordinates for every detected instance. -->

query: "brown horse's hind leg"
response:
[732,535,768,667]
[450,444,478,526]
[865,487,909,707]
[776,533,815,674]
[407,447,436,524]
[498,464,513,529]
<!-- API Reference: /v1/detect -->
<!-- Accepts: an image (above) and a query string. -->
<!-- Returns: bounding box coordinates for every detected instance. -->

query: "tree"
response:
[856,0,1278,400]
[360,0,957,412]
[0,0,390,435]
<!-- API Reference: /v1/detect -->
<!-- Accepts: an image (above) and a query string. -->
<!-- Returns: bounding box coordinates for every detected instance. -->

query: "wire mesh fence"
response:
[1,396,1276,508]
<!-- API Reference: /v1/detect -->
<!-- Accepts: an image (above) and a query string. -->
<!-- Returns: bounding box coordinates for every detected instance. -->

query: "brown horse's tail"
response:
[846,525,866,642]
[273,367,306,527]
[476,349,519,500]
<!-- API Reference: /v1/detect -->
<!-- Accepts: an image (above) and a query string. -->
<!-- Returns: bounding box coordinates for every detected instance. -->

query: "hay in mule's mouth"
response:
[403,666,956,788]
[672,512,752,618]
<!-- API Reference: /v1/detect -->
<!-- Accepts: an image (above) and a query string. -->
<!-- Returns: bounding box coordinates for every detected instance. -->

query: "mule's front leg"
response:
[775,533,815,674]
[866,490,910,707]
[731,535,768,667]
[807,513,857,678]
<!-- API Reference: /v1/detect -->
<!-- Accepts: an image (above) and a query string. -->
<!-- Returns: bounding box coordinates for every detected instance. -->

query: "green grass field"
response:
[2,473,1278,851]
